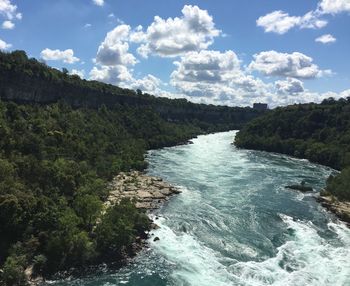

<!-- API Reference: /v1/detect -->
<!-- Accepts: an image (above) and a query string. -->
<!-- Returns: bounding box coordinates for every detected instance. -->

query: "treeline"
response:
[0,100,209,285]
[0,49,263,284]
[235,97,350,201]
[0,50,262,131]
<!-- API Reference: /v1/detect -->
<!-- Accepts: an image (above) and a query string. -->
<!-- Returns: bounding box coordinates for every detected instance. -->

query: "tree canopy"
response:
[235,98,350,201]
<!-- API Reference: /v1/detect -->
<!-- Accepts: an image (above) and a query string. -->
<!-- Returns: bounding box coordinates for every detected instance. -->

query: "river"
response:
[48,131,350,286]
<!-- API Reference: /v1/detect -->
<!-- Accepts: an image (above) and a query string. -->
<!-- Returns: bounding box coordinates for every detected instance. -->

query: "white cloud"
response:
[89,64,133,84]
[90,24,139,86]
[0,37,11,49]
[319,0,350,14]
[92,0,104,7]
[275,77,304,95]
[0,0,21,29]
[70,69,85,78]
[257,0,350,35]
[171,50,240,84]
[130,5,220,58]
[249,51,326,79]
[2,19,13,29]
[40,48,80,64]
[81,4,345,108]
[315,34,337,43]
[96,24,137,66]
[256,10,328,34]
[84,23,92,28]
[170,50,271,103]
[128,74,163,93]
[0,0,17,19]
[256,11,301,34]
[299,11,328,29]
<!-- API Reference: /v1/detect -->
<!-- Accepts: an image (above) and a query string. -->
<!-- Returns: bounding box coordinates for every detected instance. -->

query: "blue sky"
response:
[0,0,349,107]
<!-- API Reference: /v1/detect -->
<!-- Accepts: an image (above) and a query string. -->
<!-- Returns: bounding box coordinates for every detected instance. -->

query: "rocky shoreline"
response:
[106,171,181,210]
[27,171,180,285]
[283,182,350,227]
[317,195,350,226]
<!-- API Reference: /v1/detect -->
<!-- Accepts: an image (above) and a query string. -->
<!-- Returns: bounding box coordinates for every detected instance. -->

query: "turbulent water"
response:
[48,131,350,286]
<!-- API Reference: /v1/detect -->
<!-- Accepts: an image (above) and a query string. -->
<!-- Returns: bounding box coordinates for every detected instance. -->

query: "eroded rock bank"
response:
[106,171,181,210]
[317,195,350,226]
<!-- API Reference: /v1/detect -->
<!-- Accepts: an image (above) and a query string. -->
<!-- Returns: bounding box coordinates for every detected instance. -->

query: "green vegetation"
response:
[324,168,350,201]
[0,50,262,132]
[235,97,350,201]
[0,50,263,284]
[0,100,203,284]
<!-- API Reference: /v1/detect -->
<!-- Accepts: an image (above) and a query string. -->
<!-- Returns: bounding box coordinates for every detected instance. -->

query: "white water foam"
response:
[230,214,350,286]
[150,216,236,286]
[150,214,350,286]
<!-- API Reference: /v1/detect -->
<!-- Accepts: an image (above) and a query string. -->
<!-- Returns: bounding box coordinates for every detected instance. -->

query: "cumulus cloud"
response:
[170,50,271,104]
[257,0,350,35]
[129,74,162,93]
[89,65,133,84]
[171,50,240,84]
[0,0,17,19]
[2,19,13,29]
[0,37,11,49]
[82,4,342,108]
[92,0,104,7]
[96,24,137,66]
[0,0,21,29]
[89,24,138,86]
[315,34,336,44]
[249,51,326,79]
[70,69,85,78]
[40,48,80,64]
[130,5,220,58]
[319,0,350,14]
[256,11,301,34]
[299,11,328,29]
[275,77,304,95]
[256,10,327,34]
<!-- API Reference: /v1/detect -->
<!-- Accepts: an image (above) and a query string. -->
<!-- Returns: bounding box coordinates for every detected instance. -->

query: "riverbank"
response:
[317,195,350,226]
[106,171,181,210]
[37,131,350,286]
[25,172,181,285]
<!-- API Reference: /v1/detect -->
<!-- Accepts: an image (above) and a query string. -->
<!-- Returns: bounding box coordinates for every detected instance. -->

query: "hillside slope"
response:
[235,98,350,202]
[0,50,265,284]
[0,50,262,132]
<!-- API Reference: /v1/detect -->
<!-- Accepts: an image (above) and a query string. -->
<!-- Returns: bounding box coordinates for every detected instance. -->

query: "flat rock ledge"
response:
[317,195,350,226]
[106,171,181,210]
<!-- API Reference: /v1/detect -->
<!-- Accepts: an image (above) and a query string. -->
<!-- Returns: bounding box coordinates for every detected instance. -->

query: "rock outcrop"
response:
[106,171,181,210]
[317,195,350,225]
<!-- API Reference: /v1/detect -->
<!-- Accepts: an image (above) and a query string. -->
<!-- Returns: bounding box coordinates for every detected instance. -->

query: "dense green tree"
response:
[0,49,264,282]
[235,98,350,201]
[325,167,350,201]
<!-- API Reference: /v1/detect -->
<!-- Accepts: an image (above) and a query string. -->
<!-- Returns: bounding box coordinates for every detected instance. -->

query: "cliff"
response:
[0,50,263,130]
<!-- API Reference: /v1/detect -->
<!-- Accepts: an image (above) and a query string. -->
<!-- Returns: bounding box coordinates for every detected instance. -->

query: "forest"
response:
[0,101,202,285]
[0,50,264,285]
[0,50,261,131]
[235,97,350,201]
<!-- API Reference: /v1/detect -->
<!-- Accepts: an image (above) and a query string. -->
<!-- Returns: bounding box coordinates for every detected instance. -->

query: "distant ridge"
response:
[0,50,264,129]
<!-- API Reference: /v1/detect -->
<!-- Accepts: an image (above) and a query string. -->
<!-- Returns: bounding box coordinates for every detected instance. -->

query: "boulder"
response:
[285,184,313,193]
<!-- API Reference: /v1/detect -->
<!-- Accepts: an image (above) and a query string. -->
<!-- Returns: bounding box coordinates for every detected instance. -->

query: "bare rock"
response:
[106,171,180,210]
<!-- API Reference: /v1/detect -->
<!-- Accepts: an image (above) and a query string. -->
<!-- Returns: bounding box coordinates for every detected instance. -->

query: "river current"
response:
[48,131,350,286]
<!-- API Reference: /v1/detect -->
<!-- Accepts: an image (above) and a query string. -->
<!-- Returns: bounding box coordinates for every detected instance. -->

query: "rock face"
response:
[285,184,313,193]
[106,171,181,210]
[317,195,350,225]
